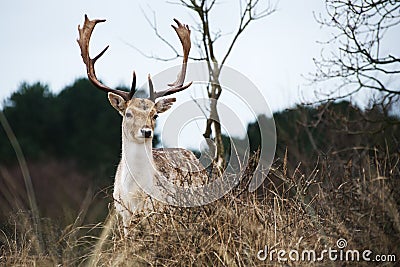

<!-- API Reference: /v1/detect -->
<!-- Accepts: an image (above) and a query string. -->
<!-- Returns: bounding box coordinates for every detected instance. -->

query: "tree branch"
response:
[220,0,276,69]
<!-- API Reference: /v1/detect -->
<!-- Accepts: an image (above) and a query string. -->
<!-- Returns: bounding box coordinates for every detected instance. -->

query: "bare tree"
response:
[143,0,276,168]
[312,0,400,113]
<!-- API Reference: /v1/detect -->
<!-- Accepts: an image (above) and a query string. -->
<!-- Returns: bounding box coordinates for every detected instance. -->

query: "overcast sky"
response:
[0,0,329,109]
[1,0,336,148]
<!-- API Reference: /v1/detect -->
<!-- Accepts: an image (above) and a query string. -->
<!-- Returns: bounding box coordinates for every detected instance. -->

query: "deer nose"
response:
[141,128,153,138]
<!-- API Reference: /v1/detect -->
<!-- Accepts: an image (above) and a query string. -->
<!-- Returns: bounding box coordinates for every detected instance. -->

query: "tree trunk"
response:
[203,81,225,168]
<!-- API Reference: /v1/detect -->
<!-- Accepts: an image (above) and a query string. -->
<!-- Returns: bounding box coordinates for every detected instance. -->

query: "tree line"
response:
[0,79,124,183]
[1,78,399,181]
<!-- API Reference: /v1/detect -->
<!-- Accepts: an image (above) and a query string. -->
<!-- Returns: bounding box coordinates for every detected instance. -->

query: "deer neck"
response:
[121,134,157,188]
[122,137,154,169]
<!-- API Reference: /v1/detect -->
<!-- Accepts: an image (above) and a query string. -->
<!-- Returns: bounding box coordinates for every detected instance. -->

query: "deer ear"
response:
[155,98,176,113]
[108,92,127,115]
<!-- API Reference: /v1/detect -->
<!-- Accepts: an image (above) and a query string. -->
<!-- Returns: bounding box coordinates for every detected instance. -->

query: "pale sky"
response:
[1,0,334,149]
[0,0,328,110]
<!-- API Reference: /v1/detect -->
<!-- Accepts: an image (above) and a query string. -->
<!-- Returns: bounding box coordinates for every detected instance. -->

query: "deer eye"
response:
[125,112,133,118]
[153,114,159,120]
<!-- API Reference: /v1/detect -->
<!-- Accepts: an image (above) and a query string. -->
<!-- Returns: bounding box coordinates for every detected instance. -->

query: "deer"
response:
[77,15,211,235]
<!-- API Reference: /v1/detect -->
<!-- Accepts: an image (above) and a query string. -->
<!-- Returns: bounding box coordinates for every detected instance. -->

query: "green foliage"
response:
[1,82,55,162]
[242,101,400,172]
[54,79,122,178]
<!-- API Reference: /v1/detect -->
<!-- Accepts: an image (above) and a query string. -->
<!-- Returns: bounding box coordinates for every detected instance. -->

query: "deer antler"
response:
[77,15,135,100]
[149,18,192,101]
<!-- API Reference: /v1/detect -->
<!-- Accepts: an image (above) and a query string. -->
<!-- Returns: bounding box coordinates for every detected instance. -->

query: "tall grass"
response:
[1,147,399,266]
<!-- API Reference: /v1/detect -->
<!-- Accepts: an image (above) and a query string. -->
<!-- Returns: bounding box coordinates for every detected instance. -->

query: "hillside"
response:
[0,80,399,266]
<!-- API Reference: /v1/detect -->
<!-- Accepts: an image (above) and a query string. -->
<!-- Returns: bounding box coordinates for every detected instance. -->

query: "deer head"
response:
[77,15,191,143]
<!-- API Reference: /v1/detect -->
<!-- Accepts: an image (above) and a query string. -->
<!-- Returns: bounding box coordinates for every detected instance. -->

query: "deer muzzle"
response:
[140,128,153,139]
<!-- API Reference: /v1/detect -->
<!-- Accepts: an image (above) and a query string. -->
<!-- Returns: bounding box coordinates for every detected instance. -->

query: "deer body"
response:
[108,96,207,234]
[114,138,206,233]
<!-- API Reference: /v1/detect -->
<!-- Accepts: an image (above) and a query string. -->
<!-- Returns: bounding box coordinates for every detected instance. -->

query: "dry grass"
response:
[0,149,399,266]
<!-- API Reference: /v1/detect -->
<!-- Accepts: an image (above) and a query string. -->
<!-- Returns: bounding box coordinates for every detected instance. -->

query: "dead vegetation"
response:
[1,147,399,266]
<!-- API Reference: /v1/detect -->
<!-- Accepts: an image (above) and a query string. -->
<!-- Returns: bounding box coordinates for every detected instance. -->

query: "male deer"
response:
[77,15,209,235]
